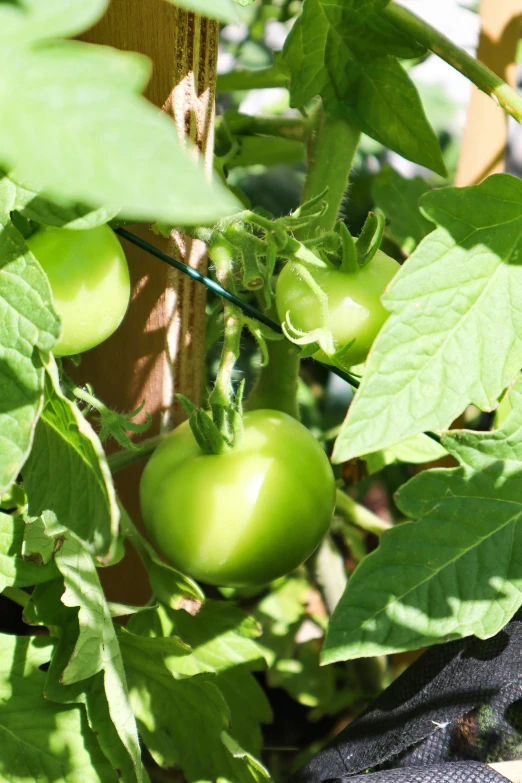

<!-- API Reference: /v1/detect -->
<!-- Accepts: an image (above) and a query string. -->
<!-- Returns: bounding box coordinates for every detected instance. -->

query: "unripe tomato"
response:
[276,250,400,368]
[140,410,336,587]
[26,225,130,357]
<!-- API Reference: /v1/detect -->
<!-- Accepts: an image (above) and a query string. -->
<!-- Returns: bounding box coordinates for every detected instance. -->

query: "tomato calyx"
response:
[177,391,244,455]
[354,211,386,268]
[191,189,333,309]
[276,211,397,370]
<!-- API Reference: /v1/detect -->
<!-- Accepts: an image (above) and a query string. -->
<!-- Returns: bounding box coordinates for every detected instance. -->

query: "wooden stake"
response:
[456,0,522,186]
[489,760,522,782]
[79,1,218,604]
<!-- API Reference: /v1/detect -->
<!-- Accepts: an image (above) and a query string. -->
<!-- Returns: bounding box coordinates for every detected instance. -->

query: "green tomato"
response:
[140,409,336,587]
[26,225,130,357]
[276,250,400,368]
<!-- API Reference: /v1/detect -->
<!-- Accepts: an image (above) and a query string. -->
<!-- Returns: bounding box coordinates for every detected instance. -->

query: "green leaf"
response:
[0,171,117,230]
[0,224,60,495]
[129,600,266,676]
[0,4,238,224]
[0,0,108,44]
[163,0,240,23]
[0,633,119,782]
[120,617,271,763]
[22,360,119,559]
[283,0,445,175]
[323,377,522,662]
[363,433,448,474]
[269,640,334,708]
[123,605,270,782]
[0,512,58,590]
[254,578,334,708]
[342,58,447,177]
[128,601,272,753]
[22,514,60,568]
[256,578,309,638]
[333,174,522,463]
[372,165,434,253]
[127,661,268,782]
[30,535,145,783]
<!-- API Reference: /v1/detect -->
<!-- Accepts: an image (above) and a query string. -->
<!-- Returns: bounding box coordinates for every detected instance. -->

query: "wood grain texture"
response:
[77,1,218,603]
[456,0,522,186]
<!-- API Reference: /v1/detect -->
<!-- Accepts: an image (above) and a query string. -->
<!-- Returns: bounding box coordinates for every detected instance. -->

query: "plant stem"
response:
[209,304,243,411]
[67,383,105,413]
[207,240,244,441]
[220,113,311,142]
[384,2,522,124]
[297,108,361,239]
[108,435,164,474]
[246,110,361,417]
[245,337,301,419]
[217,65,288,92]
[2,586,29,608]
[335,489,392,536]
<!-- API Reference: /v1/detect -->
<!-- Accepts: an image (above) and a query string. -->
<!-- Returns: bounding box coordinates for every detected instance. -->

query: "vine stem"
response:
[297,107,361,238]
[65,382,106,414]
[384,2,522,123]
[220,113,312,143]
[245,334,301,419]
[217,65,288,92]
[210,305,243,410]
[335,489,392,536]
[245,107,360,414]
[2,586,29,608]
[108,435,164,473]
[207,240,244,441]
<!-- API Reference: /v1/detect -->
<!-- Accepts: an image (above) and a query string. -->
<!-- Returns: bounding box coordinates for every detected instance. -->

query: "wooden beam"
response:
[456,0,522,186]
[78,1,218,604]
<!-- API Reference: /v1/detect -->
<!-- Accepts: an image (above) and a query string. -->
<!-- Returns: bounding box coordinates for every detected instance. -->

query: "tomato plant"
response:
[140,409,336,586]
[276,249,400,368]
[1,1,522,783]
[26,225,131,356]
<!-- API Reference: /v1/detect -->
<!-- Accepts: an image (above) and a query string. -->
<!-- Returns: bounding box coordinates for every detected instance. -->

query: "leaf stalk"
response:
[385,2,522,124]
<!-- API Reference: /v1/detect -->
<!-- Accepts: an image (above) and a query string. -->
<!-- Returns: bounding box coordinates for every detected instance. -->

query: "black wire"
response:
[116,228,361,389]
[116,228,445,446]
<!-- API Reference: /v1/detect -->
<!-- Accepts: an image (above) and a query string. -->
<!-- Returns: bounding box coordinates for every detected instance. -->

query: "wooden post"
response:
[456,0,522,186]
[79,1,218,604]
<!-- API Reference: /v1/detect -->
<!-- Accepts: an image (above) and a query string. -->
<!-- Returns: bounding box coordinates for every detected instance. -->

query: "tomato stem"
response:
[384,3,522,124]
[217,65,289,92]
[296,108,361,238]
[1,586,29,609]
[245,336,301,419]
[335,489,392,536]
[108,435,165,473]
[208,238,245,446]
[218,112,312,143]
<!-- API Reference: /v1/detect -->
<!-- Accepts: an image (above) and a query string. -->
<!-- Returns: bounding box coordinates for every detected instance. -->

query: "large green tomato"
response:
[27,225,130,357]
[276,250,400,368]
[140,409,336,587]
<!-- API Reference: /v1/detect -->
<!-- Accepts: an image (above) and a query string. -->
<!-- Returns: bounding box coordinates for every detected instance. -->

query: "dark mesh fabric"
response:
[290,614,522,783]
[333,761,505,783]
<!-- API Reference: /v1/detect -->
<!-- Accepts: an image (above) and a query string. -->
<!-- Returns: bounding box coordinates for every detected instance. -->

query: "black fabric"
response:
[332,762,505,783]
[290,615,522,783]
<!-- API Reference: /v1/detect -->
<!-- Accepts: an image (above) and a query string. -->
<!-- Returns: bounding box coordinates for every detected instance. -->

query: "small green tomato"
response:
[276,249,400,368]
[27,224,130,357]
[140,409,336,587]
